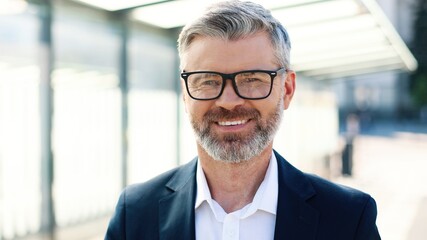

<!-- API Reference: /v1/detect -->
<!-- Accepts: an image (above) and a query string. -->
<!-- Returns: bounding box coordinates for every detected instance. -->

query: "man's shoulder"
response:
[275,150,375,218]
[302,173,379,238]
[275,150,372,206]
[105,159,198,239]
[304,173,372,205]
[123,159,197,205]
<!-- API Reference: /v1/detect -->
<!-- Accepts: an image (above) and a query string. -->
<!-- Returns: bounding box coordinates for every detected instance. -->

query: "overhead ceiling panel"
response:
[132,1,210,28]
[0,0,28,15]
[71,0,163,11]
[279,0,417,79]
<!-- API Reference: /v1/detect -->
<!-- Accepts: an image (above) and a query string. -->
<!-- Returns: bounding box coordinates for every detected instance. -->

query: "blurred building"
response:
[0,0,417,239]
[332,0,420,125]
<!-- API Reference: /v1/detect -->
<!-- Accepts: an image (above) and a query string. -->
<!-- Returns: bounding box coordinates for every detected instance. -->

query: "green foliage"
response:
[412,74,427,108]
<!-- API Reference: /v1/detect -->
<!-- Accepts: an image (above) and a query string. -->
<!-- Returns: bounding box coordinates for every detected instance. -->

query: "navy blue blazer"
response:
[105,151,380,239]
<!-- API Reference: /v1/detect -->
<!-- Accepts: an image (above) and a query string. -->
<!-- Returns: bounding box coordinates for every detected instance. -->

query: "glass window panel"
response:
[52,4,122,227]
[0,5,42,238]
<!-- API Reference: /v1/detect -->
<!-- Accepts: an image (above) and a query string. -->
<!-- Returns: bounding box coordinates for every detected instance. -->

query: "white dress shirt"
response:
[195,153,279,240]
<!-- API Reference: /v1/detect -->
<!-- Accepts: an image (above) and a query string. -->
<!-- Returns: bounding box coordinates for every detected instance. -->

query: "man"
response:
[106,1,381,239]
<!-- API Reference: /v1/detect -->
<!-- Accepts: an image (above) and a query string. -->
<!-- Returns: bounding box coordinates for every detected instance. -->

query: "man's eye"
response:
[243,78,262,83]
[201,80,221,86]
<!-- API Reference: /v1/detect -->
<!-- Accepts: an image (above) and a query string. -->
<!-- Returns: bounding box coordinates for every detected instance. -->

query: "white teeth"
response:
[218,120,247,126]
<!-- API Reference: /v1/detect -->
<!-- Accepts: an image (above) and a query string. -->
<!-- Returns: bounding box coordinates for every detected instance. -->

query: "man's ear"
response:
[283,70,296,110]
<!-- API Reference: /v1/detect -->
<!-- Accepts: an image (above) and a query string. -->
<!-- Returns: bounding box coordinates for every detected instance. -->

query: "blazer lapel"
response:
[274,151,319,240]
[159,159,197,240]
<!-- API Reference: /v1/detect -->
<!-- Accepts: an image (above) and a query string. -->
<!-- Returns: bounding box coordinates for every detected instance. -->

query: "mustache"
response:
[203,107,261,122]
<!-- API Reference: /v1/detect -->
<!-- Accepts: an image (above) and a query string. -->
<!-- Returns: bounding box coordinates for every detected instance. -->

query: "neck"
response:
[198,144,273,213]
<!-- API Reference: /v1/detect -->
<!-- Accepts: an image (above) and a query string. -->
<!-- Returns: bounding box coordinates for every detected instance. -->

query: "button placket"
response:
[222,214,239,240]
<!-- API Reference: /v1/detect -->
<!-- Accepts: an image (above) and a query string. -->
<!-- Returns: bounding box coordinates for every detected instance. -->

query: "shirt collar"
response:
[194,152,278,216]
[248,152,278,216]
[195,158,213,209]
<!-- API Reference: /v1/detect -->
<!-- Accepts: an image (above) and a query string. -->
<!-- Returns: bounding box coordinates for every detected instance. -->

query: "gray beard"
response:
[191,99,283,163]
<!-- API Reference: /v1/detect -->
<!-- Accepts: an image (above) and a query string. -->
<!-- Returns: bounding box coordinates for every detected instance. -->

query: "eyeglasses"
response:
[181,68,286,100]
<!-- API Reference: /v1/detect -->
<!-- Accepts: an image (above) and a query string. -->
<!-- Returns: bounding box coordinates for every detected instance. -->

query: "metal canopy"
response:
[72,0,418,80]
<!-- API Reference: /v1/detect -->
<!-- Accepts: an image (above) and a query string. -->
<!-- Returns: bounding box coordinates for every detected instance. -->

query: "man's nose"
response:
[215,80,245,110]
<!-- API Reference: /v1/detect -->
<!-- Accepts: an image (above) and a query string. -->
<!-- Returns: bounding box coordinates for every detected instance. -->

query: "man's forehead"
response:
[181,32,273,59]
[180,32,276,71]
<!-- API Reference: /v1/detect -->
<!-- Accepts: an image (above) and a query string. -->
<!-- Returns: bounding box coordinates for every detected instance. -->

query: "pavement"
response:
[334,132,427,240]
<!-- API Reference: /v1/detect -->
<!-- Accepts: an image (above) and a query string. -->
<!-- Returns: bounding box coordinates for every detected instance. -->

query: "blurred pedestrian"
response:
[342,113,360,175]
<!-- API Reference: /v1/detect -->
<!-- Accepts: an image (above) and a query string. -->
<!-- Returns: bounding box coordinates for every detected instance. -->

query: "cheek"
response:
[253,94,283,121]
[253,100,275,115]
[187,101,210,120]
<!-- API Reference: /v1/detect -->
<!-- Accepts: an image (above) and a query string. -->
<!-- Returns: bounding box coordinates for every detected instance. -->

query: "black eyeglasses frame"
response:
[180,68,287,101]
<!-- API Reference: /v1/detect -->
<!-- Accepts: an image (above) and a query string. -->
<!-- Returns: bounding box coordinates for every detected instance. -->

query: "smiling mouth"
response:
[217,119,248,126]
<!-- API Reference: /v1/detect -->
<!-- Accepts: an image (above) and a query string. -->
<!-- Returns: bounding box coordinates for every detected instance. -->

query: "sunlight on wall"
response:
[178,95,198,165]
[52,68,122,227]
[128,90,177,184]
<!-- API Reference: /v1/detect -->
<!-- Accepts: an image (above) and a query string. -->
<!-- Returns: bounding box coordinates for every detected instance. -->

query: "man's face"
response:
[181,31,295,163]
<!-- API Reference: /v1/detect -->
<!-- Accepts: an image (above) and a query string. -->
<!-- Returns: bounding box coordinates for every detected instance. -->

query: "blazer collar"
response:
[274,150,319,240]
[159,158,198,240]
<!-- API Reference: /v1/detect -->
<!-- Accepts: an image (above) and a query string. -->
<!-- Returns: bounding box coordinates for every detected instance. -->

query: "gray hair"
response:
[177,0,291,70]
